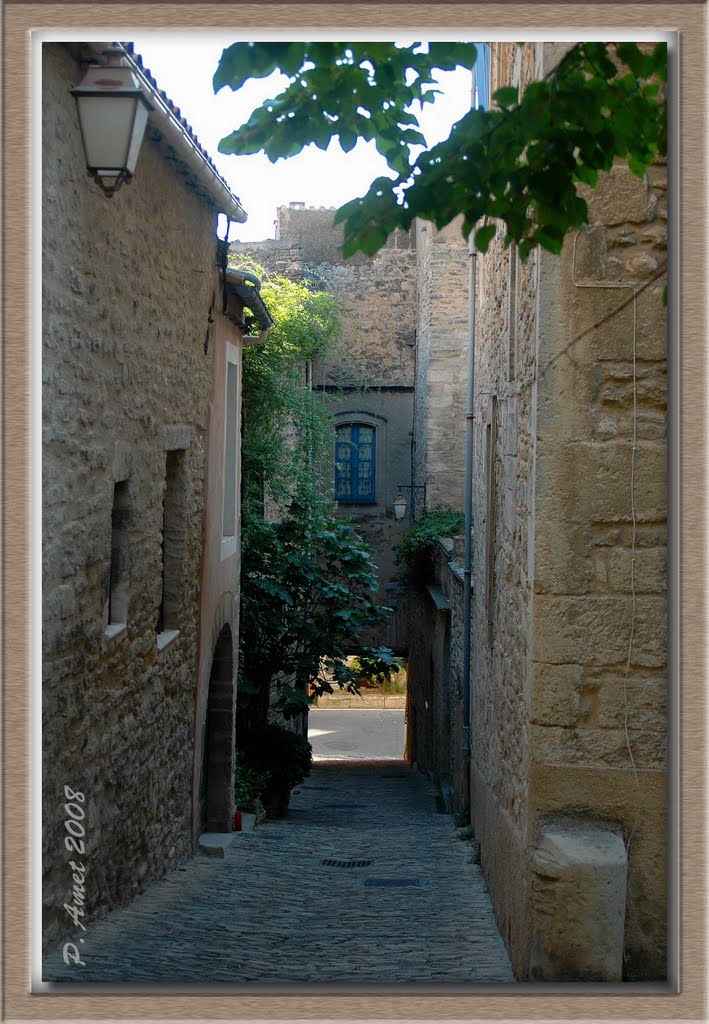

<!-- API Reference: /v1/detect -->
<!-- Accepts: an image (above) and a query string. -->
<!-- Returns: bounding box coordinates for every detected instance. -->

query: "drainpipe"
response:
[461,232,477,788]
[225,267,273,344]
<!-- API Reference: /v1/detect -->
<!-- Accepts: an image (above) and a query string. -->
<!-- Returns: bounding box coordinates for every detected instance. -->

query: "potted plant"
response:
[233,759,270,828]
[238,723,313,819]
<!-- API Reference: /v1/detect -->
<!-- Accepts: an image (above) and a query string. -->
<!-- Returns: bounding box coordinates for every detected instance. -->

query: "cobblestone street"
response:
[44,759,515,986]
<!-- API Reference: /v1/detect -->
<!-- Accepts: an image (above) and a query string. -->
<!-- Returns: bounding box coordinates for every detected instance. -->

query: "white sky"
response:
[130,34,473,242]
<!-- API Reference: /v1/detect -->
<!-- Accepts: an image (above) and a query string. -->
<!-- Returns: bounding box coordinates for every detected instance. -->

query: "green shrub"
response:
[239,499,401,725]
[348,655,406,692]
[395,506,466,578]
[238,723,313,798]
[233,760,270,808]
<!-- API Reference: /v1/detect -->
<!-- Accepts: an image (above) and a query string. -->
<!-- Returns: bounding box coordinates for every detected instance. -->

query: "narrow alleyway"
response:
[43,760,515,985]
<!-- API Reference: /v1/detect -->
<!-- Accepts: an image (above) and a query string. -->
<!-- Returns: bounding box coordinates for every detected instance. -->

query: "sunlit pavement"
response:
[309,708,405,760]
[42,760,515,985]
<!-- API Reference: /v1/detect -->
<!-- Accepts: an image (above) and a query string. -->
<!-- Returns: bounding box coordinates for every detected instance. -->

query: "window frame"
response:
[334,422,377,505]
[156,446,187,648]
[106,478,130,637]
[221,341,240,561]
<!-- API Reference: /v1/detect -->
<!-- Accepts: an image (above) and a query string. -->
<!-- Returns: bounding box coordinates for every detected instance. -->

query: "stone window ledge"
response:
[156,629,180,652]
[104,623,127,642]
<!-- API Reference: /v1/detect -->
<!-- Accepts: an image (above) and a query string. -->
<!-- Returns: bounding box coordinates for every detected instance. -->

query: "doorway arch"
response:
[201,624,235,833]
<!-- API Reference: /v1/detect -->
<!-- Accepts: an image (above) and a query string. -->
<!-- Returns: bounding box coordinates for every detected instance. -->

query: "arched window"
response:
[335,423,376,504]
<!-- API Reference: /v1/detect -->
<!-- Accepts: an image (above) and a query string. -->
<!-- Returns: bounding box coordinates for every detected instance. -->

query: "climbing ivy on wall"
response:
[235,259,401,729]
[235,255,343,519]
[395,506,466,581]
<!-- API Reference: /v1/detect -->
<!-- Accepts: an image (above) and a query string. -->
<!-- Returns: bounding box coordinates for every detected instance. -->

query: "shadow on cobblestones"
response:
[42,759,515,986]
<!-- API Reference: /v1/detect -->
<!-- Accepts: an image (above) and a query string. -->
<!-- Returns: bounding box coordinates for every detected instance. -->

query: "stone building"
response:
[41,41,270,952]
[407,41,668,981]
[233,206,418,651]
[412,217,470,511]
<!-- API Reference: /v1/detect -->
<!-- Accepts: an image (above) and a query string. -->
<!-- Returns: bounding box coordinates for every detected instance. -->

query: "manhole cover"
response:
[321,858,373,868]
[364,878,421,888]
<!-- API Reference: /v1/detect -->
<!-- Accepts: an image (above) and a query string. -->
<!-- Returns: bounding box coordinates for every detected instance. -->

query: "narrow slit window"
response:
[485,397,498,637]
[222,345,239,558]
[108,480,129,627]
[158,449,185,636]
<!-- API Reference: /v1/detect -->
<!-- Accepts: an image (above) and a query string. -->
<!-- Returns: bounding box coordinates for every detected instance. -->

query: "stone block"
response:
[531,722,665,771]
[533,594,630,665]
[534,591,666,671]
[531,663,582,727]
[536,438,667,526]
[606,545,667,594]
[582,163,653,227]
[596,676,667,732]
[529,820,627,980]
[164,424,192,451]
[533,512,594,595]
[573,226,608,280]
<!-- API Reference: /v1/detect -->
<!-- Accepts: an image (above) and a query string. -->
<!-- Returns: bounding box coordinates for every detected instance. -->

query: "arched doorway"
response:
[200,624,235,833]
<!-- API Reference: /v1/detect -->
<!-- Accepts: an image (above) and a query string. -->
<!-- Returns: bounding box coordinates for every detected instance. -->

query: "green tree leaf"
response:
[474,223,496,253]
[215,40,666,263]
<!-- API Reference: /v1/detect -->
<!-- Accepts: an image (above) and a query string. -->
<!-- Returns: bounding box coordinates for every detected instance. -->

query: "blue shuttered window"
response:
[335,424,376,504]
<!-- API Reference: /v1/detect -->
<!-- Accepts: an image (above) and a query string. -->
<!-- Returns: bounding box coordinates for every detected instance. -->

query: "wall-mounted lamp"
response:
[394,483,427,521]
[71,45,153,197]
[393,491,407,520]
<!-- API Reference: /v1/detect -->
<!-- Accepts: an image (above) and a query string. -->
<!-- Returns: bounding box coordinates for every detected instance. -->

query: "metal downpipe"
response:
[461,236,477,782]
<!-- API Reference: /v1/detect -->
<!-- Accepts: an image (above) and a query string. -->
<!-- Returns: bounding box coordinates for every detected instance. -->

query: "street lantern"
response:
[71,45,153,197]
[393,492,407,520]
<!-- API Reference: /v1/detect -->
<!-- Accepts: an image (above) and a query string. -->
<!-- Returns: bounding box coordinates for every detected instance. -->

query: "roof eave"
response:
[82,41,248,224]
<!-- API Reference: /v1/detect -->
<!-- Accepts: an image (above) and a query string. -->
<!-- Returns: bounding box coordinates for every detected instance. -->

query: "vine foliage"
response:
[215,41,666,261]
[395,506,466,581]
[235,259,401,728]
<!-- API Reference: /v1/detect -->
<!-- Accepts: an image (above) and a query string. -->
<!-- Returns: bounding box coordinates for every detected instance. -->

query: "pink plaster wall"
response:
[191,293,243,841]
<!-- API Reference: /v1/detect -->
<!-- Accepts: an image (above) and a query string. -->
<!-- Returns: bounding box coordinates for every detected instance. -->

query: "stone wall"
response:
[42,43,224,950]
[413,218,470,514]
[469,47,541,971]
[235,207,416,389]
[529,147,668,980]
[406,540,466,809]
[469,41,668,980]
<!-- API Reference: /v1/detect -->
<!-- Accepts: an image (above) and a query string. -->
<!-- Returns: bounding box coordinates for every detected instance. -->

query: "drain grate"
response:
[364,878,421,888]
[260,834,286,841]
[321,858,373,868]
